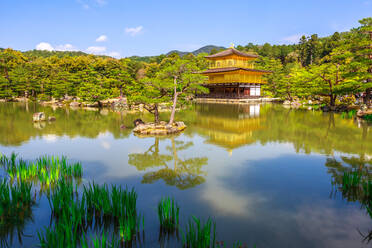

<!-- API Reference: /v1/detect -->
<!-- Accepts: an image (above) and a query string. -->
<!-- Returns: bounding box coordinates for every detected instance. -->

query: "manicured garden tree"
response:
[343,17,372,106]
[291,62,358,107]
[156,54,208,125]
[0,48,27,99]
[258,57,302,100]
[127,64,171,123]
[77,67,112,105]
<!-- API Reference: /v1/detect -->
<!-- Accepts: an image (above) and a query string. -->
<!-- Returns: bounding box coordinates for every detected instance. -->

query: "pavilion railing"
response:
[196,94,261,99]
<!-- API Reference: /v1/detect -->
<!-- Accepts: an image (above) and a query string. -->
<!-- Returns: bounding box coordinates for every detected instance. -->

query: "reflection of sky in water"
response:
[0,102,371,247]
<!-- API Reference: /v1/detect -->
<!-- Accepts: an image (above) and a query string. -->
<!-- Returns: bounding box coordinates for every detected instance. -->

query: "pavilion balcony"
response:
[196,93,261,99]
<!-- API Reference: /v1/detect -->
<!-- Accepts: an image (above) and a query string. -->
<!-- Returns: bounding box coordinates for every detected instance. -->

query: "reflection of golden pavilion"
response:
[194,104,264,150]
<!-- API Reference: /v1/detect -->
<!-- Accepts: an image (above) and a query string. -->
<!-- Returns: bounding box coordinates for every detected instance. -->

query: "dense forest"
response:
[0,17,371,108]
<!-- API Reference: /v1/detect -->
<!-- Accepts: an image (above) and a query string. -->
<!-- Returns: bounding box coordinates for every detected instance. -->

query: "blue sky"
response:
[1,0,371,57]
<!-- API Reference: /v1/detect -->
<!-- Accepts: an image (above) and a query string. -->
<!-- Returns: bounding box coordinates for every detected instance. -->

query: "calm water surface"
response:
[0,102,371,248]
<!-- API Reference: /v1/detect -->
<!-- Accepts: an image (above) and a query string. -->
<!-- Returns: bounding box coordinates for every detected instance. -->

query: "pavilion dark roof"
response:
[201,67,271,74]
[205,48,259,59]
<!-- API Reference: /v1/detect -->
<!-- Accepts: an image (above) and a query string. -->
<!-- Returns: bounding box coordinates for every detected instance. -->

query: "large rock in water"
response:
[33,112,46,122]
[133,122,187,135]
[133,119,145,127]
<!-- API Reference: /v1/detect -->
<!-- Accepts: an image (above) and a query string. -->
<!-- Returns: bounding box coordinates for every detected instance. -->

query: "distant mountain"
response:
[166,45,225,56]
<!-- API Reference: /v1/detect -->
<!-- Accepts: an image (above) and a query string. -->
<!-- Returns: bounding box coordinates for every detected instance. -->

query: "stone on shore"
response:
[133,121,187,135]
[357,109,372,118]
[33,112,46,122]
[70,101,81,107]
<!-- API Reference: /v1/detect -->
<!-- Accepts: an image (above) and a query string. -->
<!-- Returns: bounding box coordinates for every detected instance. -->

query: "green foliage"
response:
[1,153,82,188]
[128,53,208,123]
[182,216,216,248]
[158,197,180,229]
[0,179,34,226]
[363,114,372,121]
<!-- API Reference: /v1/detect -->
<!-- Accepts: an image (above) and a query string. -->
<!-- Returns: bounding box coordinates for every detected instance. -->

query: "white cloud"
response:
[77,0,90,9]
[42,134,58,143]
[95,0,106,5]
[101,141,111,150]
[36,42,54,51]
[95,35,107,42]
[36,42,78,52]
[106,51,120,58]
[125,26,143,36]
[86,46,107,54]
[282,34,305,44]
[55,44,77,51]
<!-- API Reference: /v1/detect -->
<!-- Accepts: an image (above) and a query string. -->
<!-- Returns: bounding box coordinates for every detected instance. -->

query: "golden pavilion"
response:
[199,46,271,99]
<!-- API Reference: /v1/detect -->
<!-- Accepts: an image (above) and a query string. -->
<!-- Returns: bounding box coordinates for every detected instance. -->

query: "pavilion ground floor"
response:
[197,83,262,99]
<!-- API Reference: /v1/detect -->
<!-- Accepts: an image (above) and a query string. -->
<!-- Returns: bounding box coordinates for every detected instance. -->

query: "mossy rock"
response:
[133,122,186,136]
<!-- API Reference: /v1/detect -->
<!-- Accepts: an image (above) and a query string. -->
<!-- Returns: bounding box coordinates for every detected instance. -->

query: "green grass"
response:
[158,197,180,230]
[182,216,216,248]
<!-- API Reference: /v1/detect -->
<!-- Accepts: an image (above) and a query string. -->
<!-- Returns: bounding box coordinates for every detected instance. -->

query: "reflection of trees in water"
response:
[325,155,372,243]
[128,137,207,189]
[0,196,35,248]
[0,103,155,146]
[252,106,372,156]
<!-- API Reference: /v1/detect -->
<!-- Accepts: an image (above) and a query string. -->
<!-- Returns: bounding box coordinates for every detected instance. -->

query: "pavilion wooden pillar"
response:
[237,83,240,98]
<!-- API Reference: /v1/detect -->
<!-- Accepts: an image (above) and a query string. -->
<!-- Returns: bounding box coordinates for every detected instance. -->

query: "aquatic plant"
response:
[0,179,35,247]
[363,114,372,121]
[83,182,143,242]
[83,182,138,219]
[338,170,372,220]
[0,179,34,225]
[182,216,216,248]
[342,170,362,191]
[1,154,82,188]
[340,110,357,119]
[216,241,253,248]
[158,197,180,229]
[81,232,121,248]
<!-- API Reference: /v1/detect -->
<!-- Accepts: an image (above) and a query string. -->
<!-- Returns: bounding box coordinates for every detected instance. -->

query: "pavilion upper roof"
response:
[205,48,259,59]
[201,67,271,74]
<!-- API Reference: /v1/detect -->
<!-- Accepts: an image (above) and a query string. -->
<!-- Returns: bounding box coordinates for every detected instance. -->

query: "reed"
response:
[158,197,180,229]
[342,170,362,191]
[182,216,216,248]
[81,232,120,248]
[340,110,356,119]
[83,182,138,219]
[1,154,82,188]
[83,182,142,242]
[0,179,34,225]
[40,180,87,247]
[364,114,372,121]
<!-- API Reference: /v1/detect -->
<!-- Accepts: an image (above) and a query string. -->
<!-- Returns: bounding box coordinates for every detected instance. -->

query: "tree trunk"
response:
[365,88,371,107]
[154,104,159,124]
[168,76,178,125]
[120,86,123,98]
[330,94,336,107]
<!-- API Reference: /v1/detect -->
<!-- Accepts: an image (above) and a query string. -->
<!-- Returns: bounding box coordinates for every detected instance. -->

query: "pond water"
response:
[0,102,371,248]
